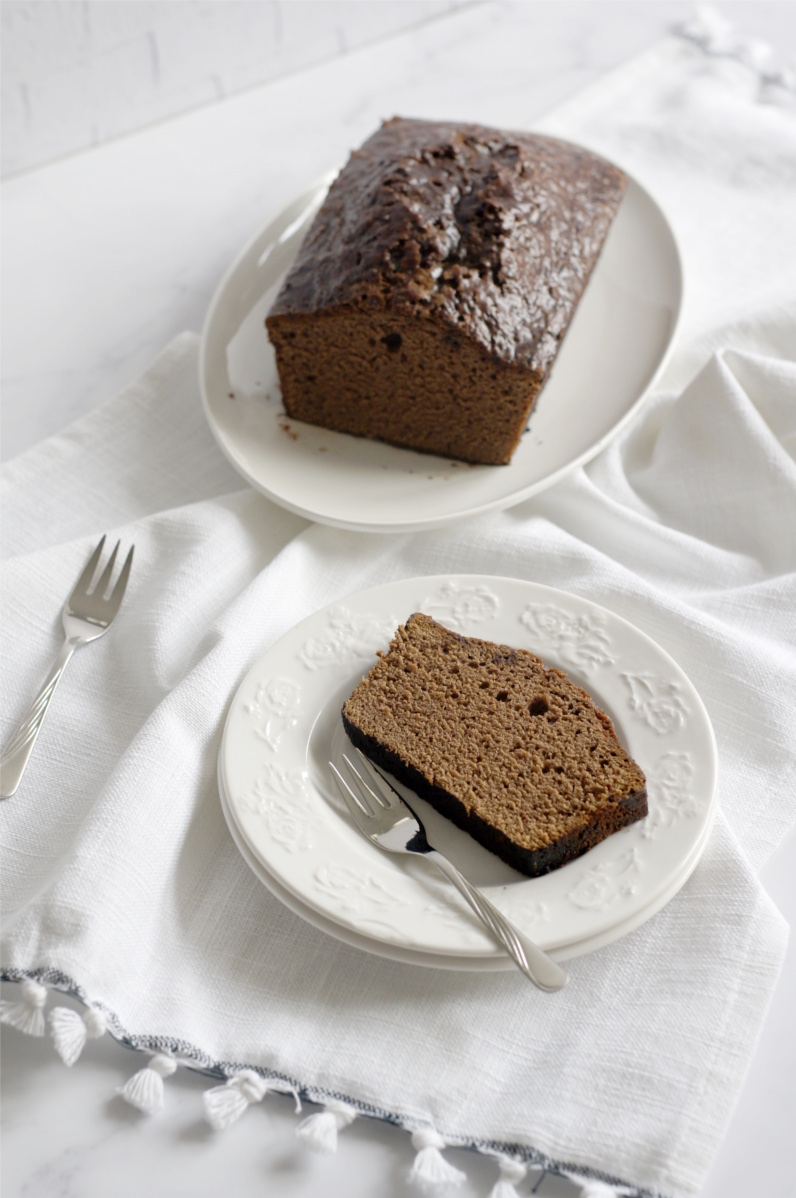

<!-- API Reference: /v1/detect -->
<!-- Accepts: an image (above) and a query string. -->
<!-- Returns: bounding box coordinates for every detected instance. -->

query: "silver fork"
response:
[331,750,567,992]
[1,536,134,799]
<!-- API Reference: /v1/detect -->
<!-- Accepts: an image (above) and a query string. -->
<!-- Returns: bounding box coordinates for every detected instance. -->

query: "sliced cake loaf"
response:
[341,613,647,877]
[266,117,627,465]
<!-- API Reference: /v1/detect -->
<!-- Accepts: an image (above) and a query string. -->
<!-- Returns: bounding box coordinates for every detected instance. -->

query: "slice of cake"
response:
[341,613,646,877]
[266,117,626,465]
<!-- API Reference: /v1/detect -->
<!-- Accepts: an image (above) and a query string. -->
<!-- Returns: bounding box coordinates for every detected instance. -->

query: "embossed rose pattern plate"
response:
[200,170,683,533]
[219,576,718,962]
[218,764,711,970]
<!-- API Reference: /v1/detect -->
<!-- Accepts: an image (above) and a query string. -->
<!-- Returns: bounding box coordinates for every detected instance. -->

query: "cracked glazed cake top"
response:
[269,117,627,375]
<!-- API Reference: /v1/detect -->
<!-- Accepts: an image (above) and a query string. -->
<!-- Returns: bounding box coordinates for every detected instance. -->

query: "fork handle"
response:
[427,850,567,992]
[0,639,76,799]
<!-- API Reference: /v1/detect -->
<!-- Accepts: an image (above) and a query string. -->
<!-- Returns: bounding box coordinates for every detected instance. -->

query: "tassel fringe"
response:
[0,978,48,1036]
[487,1154,527,1198]
[562,1172,631,1198]
[296,1101,357,1153]
[408,1129,467,1190]
[118,1053,177,1114]
[0,979,641,1193]
[49,1005,108,1066]
[676,4,796,98]
[204,1069,270,1131]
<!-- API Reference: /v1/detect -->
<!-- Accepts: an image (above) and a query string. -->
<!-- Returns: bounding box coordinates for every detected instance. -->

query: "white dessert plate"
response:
[218,575,717,965]
[199,166,683,533]
[219,763,712,970]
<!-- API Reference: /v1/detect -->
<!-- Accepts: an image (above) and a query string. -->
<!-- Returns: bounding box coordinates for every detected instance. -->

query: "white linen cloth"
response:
[2,31,795,1198]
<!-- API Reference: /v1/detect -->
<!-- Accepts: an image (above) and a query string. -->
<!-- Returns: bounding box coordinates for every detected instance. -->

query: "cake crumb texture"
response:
[342,612,647,877]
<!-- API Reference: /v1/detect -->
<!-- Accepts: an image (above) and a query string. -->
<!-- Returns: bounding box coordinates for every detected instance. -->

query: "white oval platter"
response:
[199,168,683,533]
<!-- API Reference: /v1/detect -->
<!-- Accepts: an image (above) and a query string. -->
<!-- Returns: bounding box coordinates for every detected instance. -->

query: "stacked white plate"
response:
[218,575,718,969]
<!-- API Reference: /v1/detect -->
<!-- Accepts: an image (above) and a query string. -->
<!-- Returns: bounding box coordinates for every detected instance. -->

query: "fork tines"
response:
[74,535,109,594]
[331,751,397,817]
[76,536,135,604]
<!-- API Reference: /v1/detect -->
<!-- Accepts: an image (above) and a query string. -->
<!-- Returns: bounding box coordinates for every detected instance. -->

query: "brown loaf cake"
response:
[266,117,626,465]
[341,613,646,877]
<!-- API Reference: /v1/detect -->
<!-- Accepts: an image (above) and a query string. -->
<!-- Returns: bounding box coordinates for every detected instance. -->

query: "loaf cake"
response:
[342,613,647,877]
[266,117,626,465]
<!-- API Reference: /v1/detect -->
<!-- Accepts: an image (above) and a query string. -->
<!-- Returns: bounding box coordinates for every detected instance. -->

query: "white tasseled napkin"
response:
[2,28,795,1198]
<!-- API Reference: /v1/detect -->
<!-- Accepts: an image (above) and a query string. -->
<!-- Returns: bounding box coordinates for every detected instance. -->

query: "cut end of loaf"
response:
[267,307,541,465]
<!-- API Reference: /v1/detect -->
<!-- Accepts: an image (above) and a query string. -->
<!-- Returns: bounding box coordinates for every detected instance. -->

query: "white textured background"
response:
[4,0,796,180]
[1,0,469,177]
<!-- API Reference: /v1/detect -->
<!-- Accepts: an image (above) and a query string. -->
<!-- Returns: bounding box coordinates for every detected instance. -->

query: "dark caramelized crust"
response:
[266,118,626,464]
[342,613,647,877]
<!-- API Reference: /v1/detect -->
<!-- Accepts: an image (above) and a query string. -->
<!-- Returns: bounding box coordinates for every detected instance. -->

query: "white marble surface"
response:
[2,3,795,1197]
